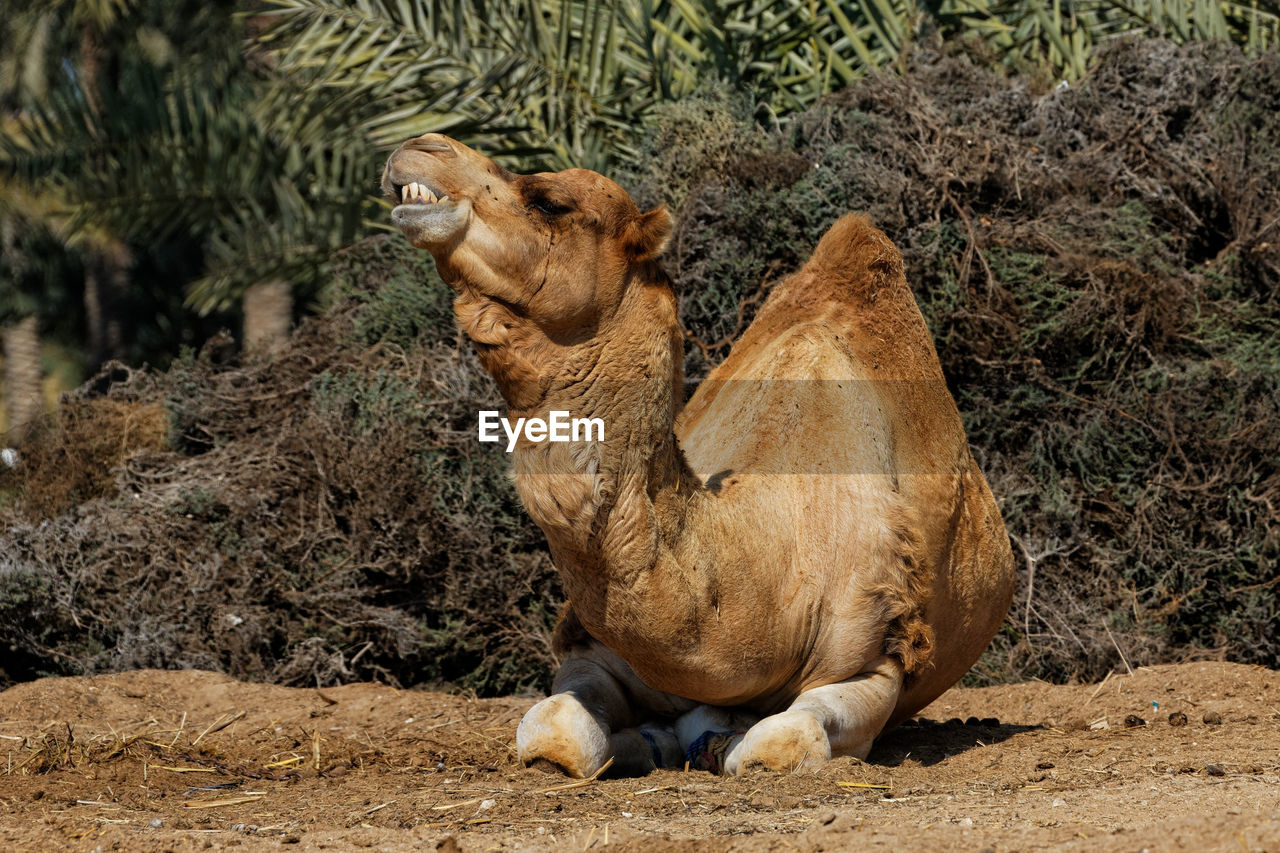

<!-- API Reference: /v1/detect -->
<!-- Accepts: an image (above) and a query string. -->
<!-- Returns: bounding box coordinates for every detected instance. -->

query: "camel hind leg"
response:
[722,656,904,775]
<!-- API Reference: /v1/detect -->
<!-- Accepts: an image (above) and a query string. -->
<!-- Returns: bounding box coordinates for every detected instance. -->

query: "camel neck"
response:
[505,273,694,609]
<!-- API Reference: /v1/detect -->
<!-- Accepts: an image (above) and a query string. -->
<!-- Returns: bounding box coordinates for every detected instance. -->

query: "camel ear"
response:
[625,205,673,262]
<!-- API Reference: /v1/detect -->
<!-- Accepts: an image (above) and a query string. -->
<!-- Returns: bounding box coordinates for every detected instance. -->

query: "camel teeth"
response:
[398,182,449,205]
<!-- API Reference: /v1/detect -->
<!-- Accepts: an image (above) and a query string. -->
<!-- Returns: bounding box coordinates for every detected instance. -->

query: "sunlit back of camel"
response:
[383,134,1015,776]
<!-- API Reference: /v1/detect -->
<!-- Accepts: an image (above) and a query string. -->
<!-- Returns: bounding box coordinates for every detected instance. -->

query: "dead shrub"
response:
[0,382,168,518]
[1,275,558,693]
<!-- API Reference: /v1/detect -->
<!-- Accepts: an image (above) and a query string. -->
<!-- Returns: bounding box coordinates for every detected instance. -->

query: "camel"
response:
[381,134,1015,777]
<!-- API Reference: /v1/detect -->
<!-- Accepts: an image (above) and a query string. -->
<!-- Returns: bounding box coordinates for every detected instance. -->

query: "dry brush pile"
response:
[0,241,560,694]
[2,38,1277,693]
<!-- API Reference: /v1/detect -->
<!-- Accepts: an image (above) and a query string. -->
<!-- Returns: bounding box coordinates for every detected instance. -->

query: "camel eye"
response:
[528,195,574,217]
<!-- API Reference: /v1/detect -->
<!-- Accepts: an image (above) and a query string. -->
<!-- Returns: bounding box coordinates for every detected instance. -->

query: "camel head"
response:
[381,134,673,337]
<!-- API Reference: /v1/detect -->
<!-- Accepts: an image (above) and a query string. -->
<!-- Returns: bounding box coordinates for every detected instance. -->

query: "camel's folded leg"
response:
[721,656,904,775]
[516,649,686,778]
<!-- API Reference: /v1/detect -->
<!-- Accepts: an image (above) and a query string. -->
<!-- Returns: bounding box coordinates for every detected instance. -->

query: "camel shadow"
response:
[868,717,1042,767]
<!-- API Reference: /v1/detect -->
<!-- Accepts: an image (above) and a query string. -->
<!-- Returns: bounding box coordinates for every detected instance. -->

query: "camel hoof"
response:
[527,757,571,776]
[725,711,831,775]
[516,694,609,779]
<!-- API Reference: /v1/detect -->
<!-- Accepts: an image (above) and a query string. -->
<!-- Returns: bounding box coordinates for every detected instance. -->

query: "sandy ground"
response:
[0,661,1277,851]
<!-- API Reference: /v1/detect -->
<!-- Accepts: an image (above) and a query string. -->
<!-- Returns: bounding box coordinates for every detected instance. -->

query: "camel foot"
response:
[526,757,572,776]
[724,710,831,775]
[604,726,683,776]
[516,693,609,778]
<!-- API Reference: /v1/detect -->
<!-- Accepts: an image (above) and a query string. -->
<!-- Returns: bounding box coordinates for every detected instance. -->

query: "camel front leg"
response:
[721,656,904,775]
[516,646,689,778]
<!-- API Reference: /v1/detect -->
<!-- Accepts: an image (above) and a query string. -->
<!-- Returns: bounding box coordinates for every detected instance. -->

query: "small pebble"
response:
[1168,711,1188,727]
[1205,764,1226,777]
[149,818,163,829]
[1124,715,1146,728]
[1203,711,1223,725]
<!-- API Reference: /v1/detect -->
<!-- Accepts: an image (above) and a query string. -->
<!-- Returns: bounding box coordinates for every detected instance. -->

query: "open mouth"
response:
[393,181,453,207]
[389,179,470,247]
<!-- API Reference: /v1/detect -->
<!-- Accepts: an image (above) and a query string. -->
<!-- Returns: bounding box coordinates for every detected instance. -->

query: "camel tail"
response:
[802,214,907,304]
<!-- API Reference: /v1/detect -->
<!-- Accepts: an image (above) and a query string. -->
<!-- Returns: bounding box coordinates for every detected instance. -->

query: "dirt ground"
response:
[0,662,1276,852]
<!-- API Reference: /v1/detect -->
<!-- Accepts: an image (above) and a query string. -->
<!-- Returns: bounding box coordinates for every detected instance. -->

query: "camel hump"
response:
[803,214,906,304]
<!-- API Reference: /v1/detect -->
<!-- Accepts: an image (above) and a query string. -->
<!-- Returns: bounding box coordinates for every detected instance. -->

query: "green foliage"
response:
[311,368,422,434]
[0,0,244,369]
[257,0,647,170]
[2,17,375,315]
[325,234,457,348]
[0,215,84,329]
[256,0,1280,182]
[4,0,1277,371]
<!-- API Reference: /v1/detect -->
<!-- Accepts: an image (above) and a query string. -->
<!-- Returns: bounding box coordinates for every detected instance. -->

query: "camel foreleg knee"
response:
[724,656,904,775]
[516,655,632,778]
[517,650,688,778]
[517,692,612,778]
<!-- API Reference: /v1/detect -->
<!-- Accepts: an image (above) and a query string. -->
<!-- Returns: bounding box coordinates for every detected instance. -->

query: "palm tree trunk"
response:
[84,242,130,368]
[4,315,43,445]
[84,264,106,364]
[243,280,292,353]
[79,24,103,116]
